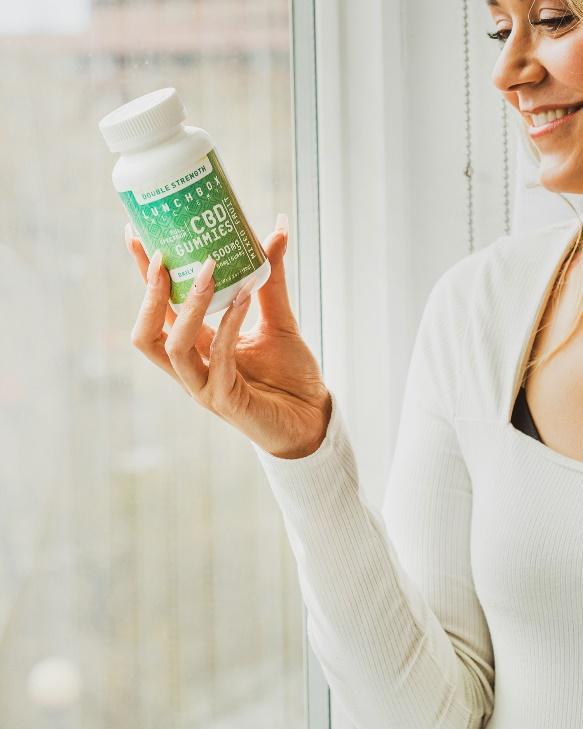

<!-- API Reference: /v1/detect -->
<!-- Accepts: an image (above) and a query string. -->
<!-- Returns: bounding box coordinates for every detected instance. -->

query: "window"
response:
[0,1,311,726]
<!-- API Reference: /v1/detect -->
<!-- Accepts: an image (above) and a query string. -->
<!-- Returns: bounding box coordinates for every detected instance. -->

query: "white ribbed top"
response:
[252,215,583,729]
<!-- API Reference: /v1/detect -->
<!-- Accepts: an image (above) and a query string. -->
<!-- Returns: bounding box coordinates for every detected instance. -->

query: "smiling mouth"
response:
[524,105,583,128]
[526,106,583,140]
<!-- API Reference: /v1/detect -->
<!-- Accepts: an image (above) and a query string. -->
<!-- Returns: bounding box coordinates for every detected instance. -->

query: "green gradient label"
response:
[120,149,266,304]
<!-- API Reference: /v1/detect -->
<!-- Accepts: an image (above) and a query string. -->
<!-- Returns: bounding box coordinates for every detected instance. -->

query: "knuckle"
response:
[180,299,197,316]
[208,340,226,362]
[164,338,183,359]
[282,315,300,334]
[182,293,206,313]
[195,386,217,411]
[140,293,160,316]
[193,382,224,415]
[207,391,229,416]
[187,389,203,405]
[130,328,147,351]
[265,318,300,338]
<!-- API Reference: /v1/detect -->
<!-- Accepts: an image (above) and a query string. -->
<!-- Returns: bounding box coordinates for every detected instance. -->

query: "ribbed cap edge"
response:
[99,87,187,153]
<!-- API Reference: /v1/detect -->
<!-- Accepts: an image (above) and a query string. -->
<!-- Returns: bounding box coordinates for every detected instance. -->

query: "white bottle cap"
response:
[99,87,187,153]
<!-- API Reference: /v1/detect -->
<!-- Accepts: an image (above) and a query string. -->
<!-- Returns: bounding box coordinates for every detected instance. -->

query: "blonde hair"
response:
[565,0,583,17]
[515,0,583,383]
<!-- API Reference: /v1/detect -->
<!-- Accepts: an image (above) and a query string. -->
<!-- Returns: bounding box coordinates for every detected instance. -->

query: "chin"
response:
[537,158,583,195]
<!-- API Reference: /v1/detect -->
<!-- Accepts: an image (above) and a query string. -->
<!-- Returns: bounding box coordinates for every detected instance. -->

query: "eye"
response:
[486,28,511,43]
[531,12,578,35]
[486,12,579,44]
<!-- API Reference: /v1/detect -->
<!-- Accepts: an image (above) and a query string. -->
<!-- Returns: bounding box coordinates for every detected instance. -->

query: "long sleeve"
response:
[251,256,495,729]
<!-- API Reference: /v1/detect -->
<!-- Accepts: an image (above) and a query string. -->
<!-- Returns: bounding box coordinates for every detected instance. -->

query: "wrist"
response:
[269,438,325,460]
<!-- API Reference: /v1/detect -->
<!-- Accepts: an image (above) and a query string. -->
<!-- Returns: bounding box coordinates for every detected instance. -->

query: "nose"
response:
[490,35,546,94]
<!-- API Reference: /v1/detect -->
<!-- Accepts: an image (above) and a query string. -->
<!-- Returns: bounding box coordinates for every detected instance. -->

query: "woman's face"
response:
[487,0,583,193]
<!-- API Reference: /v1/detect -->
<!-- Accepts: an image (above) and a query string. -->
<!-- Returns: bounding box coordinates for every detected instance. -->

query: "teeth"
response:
[531,107,580,127]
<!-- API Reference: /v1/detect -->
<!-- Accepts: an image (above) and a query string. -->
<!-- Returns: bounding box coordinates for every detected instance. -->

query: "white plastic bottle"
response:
[98,87,271,316]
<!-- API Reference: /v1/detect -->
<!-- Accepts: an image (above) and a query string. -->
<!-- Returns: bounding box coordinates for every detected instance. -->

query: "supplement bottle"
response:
[98,87,271,316]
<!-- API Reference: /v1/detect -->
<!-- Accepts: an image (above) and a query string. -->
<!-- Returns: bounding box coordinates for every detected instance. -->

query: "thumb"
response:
[256,216,298,332]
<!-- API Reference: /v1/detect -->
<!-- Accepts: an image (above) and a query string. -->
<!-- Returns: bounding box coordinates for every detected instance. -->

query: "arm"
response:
[251,266,495,729]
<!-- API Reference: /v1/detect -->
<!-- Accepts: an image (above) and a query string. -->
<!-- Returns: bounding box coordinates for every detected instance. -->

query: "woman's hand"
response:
[124,215,332,459]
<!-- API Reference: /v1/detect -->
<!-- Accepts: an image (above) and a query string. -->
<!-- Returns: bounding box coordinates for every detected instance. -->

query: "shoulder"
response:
[424,244,492,327]
[416,240,496,370]
[423,216,580,333]
[407,244,494,422]
[446,217,581,420]
[411,217,579,420]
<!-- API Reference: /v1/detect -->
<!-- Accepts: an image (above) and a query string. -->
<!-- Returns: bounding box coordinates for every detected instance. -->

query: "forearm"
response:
[252,391,485,729]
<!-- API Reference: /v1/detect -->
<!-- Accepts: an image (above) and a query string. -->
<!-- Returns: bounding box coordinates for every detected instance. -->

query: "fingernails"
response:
[275,212,288,234]
[233,277,256,307]
[147,249,163,287]
[194,256,216,292]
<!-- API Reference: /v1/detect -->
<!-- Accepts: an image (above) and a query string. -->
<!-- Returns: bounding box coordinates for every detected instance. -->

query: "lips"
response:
[527,106,583,139]
[522,102,583,126]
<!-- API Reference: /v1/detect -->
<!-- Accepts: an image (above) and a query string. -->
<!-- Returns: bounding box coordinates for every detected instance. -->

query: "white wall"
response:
[317,0,515,513]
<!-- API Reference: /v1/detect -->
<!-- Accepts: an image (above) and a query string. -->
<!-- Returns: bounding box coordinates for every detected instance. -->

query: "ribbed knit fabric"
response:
[251,215,583,729]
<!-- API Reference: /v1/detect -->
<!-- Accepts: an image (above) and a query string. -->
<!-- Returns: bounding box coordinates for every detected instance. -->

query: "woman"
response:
[124,0,583,726]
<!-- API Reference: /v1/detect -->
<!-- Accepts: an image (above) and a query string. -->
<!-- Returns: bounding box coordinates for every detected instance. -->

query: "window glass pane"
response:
[0,1,303,727]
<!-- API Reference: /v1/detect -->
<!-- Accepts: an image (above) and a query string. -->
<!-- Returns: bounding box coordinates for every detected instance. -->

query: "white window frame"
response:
[289,0,331,727]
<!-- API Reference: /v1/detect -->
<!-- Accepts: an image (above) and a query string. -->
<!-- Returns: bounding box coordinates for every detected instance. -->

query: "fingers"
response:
[255,213,299,333]
[124,223,217,351]
[163,257,217,401]
[130,248,188,392]
[125,224,177,330]
[206,294,253,415]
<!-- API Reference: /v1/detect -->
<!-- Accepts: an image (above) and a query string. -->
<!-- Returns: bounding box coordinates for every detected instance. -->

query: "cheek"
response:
[545,35,583,89]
